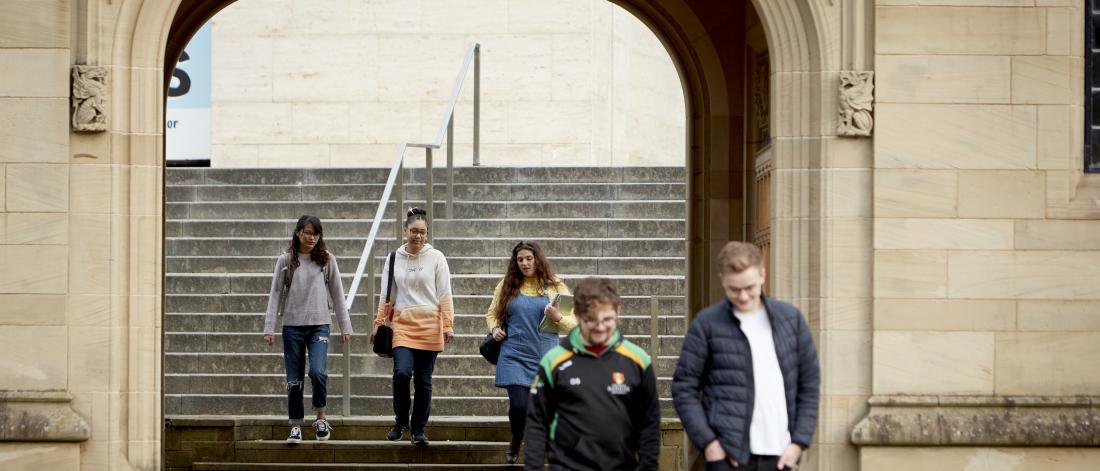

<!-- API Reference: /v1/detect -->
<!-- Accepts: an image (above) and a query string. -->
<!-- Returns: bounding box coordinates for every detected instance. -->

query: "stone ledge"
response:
[0,391,90,442]
[852,395,1100,447]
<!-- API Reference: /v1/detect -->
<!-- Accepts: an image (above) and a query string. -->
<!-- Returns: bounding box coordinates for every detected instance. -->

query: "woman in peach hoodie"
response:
[370,207,454,446]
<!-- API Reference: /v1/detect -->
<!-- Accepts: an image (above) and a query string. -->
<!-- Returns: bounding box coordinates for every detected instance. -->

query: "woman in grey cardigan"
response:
[262,215,353,443]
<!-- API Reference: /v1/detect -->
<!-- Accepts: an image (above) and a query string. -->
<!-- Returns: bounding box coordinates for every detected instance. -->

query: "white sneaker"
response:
[313,418,332,441]
[287,426,302,444]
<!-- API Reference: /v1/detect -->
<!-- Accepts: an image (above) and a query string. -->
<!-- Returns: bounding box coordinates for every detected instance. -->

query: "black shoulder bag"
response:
[372,251,397,358]
[480,311,506,365]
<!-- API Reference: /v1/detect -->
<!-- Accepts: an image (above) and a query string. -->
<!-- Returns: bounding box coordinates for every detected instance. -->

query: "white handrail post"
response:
[447,117,454,219]
[396,162,404,242]
[342,340,351,416]
[426,148,434,244]
[650,297,659,357]
[340,44,482,418]
[473,44,480,166]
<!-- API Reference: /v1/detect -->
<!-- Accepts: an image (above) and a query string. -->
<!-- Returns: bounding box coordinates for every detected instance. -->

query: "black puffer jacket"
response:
[671,296,820,465]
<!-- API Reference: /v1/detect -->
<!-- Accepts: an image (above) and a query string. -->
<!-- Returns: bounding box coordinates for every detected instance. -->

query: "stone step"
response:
[165,294,686,316]
[167,166,685,186]
[227,439,509,465]
[167,255,685,277]
[165,237,686,258]
[167,415,517,443]
[165,394,678,417]
[164,353,681,377]
[167,200,685,220]
[194,463,521,470]
[165,218,686,239]
[165,273,685,297]
[164,373,676,397]
[167,182,686,203]
[165,313,686,335]
[164,332,684,356]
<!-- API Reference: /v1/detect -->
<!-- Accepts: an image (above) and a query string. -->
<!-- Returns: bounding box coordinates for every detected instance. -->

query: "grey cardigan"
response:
[263,252,353,336]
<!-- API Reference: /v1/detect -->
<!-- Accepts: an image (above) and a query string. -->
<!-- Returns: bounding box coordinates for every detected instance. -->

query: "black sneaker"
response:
[386,424,408,441]
[313,418,332,441]
[411,430,429,447]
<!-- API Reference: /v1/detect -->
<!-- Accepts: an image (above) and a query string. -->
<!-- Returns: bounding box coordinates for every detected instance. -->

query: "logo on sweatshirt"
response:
[607,371,630,395]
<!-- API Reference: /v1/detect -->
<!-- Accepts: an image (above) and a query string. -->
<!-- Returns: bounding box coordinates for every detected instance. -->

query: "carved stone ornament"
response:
[837,70,873,137]
[71,65,108,132]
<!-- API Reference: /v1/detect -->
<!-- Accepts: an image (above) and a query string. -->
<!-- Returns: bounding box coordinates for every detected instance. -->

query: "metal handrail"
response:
[338,43,481,416]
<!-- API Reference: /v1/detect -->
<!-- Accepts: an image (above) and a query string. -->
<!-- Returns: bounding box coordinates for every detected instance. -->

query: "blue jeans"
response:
[392,347,438,432]
[282,324,330,425]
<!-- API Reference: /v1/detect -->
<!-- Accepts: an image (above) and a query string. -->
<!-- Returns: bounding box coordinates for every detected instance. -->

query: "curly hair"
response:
[288,214,330,269]
[492,241,558,328]
[573,277,620,319]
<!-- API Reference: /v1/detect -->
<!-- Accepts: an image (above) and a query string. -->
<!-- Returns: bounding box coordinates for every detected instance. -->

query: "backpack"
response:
[277,250,332,316]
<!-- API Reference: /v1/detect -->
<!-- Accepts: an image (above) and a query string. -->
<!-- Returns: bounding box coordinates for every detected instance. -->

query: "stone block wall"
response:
[864,0,1100,467]
[0,0,90,469]
[203,0,686,168]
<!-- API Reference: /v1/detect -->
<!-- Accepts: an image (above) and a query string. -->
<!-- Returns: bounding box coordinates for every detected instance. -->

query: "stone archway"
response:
[96,0,864,468]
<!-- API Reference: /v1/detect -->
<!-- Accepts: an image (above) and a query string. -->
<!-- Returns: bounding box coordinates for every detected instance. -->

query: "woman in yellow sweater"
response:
[485,241,576,463]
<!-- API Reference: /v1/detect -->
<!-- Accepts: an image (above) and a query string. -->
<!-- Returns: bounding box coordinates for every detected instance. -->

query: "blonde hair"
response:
[717,241,763,274]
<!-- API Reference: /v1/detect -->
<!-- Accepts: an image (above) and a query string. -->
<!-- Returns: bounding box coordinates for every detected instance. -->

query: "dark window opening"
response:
[1086,2,1100,172]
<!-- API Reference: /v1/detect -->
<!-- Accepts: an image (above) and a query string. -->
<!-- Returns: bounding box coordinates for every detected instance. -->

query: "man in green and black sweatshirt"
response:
[524,277,661,471]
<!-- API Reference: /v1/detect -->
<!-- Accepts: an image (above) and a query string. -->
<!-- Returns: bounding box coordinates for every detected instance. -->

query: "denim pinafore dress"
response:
[494,293,559,387]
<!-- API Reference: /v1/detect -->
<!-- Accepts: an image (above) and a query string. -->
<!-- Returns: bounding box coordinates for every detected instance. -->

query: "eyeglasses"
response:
[579,316,617,326]
[407,228,428,236]
[298,230,319,239]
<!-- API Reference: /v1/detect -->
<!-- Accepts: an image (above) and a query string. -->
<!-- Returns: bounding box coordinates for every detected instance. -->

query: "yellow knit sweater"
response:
[484,277,577,333]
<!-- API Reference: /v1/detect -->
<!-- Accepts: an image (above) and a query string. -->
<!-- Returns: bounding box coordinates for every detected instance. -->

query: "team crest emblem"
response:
[607,371,630,395]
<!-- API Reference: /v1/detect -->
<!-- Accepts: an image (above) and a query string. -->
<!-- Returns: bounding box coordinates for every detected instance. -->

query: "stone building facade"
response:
[0,0,1097,470]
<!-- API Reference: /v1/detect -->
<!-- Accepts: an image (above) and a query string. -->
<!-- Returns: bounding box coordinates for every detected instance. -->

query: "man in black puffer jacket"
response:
[672,242,820,471]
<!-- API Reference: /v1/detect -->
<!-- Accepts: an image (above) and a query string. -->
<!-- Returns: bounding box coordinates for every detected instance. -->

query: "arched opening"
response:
[138,0,837,468]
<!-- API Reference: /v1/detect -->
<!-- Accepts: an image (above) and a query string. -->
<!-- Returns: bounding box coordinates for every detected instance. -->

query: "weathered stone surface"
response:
[0,391,90,442]
[852,395,1100,446]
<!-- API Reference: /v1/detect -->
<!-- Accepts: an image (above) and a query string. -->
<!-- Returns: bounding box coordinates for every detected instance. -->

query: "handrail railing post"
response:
[447,117,454,219]
[425,148,434,243]
[650,297,659,357]
[367,256,376,324]
[342,44,480,419]
[396,163,404,242]
[473,44,480,166]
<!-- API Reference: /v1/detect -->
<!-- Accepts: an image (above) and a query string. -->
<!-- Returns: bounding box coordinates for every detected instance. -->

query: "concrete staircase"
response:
[163,166,686,466]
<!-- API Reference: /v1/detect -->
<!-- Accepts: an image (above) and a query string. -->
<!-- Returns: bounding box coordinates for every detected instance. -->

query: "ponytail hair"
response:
[404,206,428,227]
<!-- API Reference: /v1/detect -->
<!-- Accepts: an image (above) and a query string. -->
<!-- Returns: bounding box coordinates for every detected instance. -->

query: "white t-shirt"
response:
[734,307,791,455]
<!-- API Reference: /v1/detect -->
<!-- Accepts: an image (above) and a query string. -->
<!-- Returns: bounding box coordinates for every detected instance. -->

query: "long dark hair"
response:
[493,241,557,327]
[288,214,330,269]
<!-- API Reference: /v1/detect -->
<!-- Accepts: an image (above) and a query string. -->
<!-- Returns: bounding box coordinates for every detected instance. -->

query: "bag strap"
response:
[384,251,397,321]
[322,253,333,311]
[277,253,297,316]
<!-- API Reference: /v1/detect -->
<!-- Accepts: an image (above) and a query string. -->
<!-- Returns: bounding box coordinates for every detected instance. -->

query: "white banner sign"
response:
[166,21,212,163]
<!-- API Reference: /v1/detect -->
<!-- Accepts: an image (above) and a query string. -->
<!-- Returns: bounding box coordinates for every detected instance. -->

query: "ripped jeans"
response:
[282,324,330,425]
